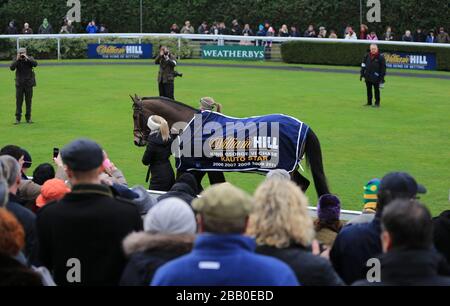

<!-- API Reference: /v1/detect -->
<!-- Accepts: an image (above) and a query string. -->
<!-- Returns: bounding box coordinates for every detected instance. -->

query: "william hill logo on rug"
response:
[88,44,152,59]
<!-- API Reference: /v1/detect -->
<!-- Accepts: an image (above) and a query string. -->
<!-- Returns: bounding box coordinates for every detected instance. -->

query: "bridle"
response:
[133,100,150,142]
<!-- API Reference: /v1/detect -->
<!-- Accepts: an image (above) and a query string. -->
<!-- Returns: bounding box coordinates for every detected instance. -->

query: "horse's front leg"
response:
[208,172,226,185]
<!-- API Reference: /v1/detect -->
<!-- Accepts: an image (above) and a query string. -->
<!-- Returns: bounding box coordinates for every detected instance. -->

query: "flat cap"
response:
[61,139,103,172]
[192,183,253,220]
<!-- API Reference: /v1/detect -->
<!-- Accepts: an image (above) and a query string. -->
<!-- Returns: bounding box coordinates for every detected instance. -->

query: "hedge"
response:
[281,41,450,71]
[0,37,194,60]
[0,0,448,37]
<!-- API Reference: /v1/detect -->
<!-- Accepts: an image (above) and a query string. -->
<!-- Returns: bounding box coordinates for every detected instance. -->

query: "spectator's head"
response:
[232,19,238,26]
[386,26,392,32]
[416,28,422,33]
[348,26,354,34]
[264,22,270,29]
[370,44,379,54]
[0,145,24,162]
[9,20,15,28]
[32,163,55,185]
[317,194,341,223]
[439,27,445,33]
[24,23,29,29]
[381,199,432,253]
[0,176,8,207]
[0,208,25,257]
[193,183,252,235]
[248,179,315,248]
[144,197,196,234]
[281,24,288,31]
[244,24,250,30]
[405,30,411,36]
[429,29,435,36]
[363,178,380,213]
[185,21,191,27]
[60,139,105,185]
[147,115,170,142]
[21,149,32,174]
[35,179,70,208]
[360,24,368,32]
[42,18,49,27]
[91,20,96,26]
[259,24,264,31]
[171,23,178,29]
[266,169,290,181]
[308,24,314,31]
[377,172,426,215]
[173,173,199,195]
[130,185,157,215]
[0,156,21,195]
[290,26,297,32]
[67,20,72,26]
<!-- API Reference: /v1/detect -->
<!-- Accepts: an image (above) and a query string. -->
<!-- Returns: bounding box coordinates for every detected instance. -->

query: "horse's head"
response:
[130,94,150,147]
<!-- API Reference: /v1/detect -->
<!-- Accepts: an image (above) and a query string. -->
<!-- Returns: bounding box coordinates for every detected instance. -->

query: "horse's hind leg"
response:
[208,172,226,185]
[291,170,310,192]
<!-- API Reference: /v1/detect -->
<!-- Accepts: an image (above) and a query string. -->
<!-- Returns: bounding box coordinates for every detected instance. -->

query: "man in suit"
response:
[155,46,177,100]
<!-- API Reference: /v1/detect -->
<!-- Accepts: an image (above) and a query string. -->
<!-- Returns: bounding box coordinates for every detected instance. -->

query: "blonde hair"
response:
[148,115,170,142]
[247,179,315,248]
[200,97,222,113]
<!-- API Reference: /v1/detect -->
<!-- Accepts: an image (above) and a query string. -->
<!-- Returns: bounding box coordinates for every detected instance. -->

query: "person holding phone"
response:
[10,47,38,124]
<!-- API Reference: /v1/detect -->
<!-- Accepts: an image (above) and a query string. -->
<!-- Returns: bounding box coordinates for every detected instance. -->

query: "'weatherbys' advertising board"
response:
[383,52,437,70]
[88,44,152,59]
[201,45,265,61]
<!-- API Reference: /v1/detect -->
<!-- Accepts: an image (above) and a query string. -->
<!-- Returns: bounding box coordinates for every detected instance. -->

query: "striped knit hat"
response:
[363,178,381,213]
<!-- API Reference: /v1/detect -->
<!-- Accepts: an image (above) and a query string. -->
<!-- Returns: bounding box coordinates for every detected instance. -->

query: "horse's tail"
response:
[304,128,330,197]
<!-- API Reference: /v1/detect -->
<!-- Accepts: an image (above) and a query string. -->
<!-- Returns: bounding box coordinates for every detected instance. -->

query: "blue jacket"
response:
[86,25,98,34]
[151,234,299,286]
[330,217,382,285]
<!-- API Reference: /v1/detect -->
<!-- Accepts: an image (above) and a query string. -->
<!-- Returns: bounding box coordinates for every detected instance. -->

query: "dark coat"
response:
[157,182,197,204]
[142,132,175,191]
[0,253,42,286]
[155,54,176,84]
[6,193,39,266]
[330,218,382,285]
[352,249,450,286]
[360,53,386,84]
[256,244,344,286]
[10,56,38,87]
[36,184,143,286]
[120,232,195,286]
[433,210,450,265]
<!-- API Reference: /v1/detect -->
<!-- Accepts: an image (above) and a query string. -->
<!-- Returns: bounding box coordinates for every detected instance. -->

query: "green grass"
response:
[0,60,449,214]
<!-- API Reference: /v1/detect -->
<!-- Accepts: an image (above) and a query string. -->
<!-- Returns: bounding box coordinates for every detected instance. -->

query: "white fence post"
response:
[57,38,61,60]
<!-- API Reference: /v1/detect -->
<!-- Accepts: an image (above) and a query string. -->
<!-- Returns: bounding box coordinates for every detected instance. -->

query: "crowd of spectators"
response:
[1,138,450,287]
[168,20,450,43]
[4,18,449,44]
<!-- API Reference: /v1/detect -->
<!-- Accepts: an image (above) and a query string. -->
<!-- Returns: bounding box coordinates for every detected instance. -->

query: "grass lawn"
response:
[0,59,449,214]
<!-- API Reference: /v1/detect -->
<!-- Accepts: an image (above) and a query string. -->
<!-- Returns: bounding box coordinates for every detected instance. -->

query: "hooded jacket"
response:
[120,232,195,286]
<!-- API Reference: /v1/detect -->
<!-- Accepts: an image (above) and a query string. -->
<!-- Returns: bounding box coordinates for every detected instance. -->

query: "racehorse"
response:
[130,95,330,197]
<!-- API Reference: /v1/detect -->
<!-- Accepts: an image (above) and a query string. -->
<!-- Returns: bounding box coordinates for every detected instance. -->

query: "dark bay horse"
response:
[130,95,330,197]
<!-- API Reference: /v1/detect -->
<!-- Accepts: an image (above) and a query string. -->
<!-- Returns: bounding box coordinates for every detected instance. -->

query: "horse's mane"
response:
[141,96,198,111]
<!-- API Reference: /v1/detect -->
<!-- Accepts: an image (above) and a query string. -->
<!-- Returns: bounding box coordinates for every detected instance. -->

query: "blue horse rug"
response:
[175,111,309,173]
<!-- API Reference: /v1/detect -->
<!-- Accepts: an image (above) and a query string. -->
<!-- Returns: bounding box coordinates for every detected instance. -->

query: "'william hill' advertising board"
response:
[383,52,437,70]
[88,44,152,59]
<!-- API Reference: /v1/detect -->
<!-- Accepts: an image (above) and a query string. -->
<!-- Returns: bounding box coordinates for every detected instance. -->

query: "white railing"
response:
[145,189,362,221]
[1,33,449,60]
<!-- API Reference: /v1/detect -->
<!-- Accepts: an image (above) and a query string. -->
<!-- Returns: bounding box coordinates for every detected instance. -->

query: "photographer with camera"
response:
[155,46,182,100]
[10,48,38,124]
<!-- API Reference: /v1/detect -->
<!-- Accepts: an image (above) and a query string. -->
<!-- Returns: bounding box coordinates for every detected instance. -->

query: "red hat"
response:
[36,179,70,208]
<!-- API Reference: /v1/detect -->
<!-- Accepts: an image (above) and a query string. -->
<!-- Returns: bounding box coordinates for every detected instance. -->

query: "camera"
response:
[19,54,26,60]
[164,50,170,56]
[174,71,183,78]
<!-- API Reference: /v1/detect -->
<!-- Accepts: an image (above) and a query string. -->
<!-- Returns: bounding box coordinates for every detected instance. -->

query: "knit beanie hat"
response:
[144,197,196,235]
[363,178,380,213]
[317,194,341,222]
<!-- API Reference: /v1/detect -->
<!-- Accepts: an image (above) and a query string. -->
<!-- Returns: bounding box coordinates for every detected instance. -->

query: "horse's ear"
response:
[134,94,139,101]
[129,95,136,103]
